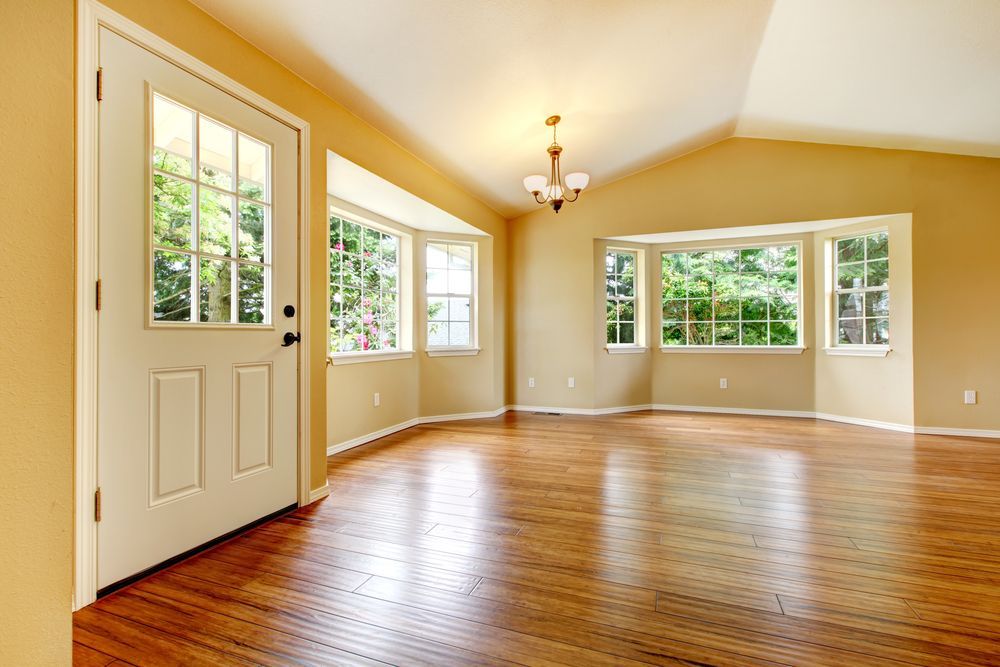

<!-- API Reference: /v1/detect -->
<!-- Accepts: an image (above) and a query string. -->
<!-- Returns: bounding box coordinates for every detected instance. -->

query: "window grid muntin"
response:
[661,244,801,347]
[329,214,401,353]
[150,92,271,325]
[834,231,889,346]
[426,241,475,348]
[606,250,637,345]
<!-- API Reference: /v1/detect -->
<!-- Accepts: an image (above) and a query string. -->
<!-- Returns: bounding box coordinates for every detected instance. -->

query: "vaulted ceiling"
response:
[191,0,1000,218]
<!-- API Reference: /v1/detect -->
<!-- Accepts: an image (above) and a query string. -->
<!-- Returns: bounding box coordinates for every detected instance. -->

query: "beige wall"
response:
[813,216,914,425]
[0,1,75,662]
[509,138,1000,430]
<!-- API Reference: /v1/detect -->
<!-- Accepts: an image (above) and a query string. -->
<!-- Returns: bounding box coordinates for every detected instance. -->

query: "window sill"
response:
[660,346,806,355]
[823,346,891,358]
[605,346,648,355]
[425,347,481,357]
[328,350,414,366]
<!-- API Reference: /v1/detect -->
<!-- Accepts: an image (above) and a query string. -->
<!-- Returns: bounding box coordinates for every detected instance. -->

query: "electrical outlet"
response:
[568,377,575,388]
[528,377,535,388]
[720,378,728,389]
[373,392,380,407]
[964,390,977,405]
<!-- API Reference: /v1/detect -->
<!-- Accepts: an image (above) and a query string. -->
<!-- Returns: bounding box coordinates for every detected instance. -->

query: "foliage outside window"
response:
[606,250,637,345]
[426,242,474,347]
[662,245,800,346]
[151,93,270,324]
[329,214,400,352]
[834,231,889,345]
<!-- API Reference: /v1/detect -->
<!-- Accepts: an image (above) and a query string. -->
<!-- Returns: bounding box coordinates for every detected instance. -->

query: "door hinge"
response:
[94,487,102,522]
[95,279,102,311]
[96,68,103,102]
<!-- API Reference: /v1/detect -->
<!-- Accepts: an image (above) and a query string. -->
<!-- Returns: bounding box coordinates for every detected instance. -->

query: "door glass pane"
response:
[199,117,234,190]
[152,174,193,250]
[238,264,264,323]
[199,189,234,257]
[199,258,233,322]
[152,95,194,178]
[238,201,265,262]
[153,250,192,321]
[237,134,268,201]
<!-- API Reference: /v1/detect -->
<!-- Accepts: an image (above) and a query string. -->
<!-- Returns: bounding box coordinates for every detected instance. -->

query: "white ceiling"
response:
[192,0,1000,218]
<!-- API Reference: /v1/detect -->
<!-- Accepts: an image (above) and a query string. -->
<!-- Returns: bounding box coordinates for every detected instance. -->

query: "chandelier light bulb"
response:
[565,172,590,192]
[522,115,589,212]
[523,174,547,194]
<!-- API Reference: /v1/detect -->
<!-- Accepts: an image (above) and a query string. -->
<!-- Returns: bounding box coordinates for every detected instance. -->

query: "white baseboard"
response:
[914,425,1000,439]
[652,404,815,419]
[813,411,915,433]
[505,404,654,416]
[307,482,330,504]
[327,406,510,456]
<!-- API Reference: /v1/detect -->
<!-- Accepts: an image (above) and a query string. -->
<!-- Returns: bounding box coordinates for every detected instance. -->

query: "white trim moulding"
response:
[823,346,891,357]
[660,346,806,355]
[606,346,649,355]
[426,347,481,357]
[329,350,414,365]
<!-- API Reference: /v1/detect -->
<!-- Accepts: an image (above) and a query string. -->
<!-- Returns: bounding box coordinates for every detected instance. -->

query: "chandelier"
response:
[522,115,590,213]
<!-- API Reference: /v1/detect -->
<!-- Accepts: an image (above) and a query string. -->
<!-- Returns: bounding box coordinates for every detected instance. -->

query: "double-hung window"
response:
[661,244,800,347]
[426,241,475,349]
[834,231,889,346]
[329,214,400,353]
[606,249,638,346]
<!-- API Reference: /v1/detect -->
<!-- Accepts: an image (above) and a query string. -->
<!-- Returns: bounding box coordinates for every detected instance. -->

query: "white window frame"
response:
[605,248,644,351]
[328,201,414,365]
[425,239,478,355]
[659,240,805,354]
[830,229,890,355]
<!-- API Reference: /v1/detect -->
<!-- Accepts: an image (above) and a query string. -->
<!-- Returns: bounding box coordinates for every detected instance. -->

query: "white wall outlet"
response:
[568,376,575,388]
[964,390,977,405]
[528,377,535,388]
[720,378,728,389]
[373,392,380,407]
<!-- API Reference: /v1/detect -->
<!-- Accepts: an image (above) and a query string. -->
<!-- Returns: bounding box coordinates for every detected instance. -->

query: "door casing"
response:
[74,0,316,610]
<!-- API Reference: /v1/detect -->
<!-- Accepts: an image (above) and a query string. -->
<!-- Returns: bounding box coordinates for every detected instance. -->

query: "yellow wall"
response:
[0,1,75,661]
[509,138,999,430]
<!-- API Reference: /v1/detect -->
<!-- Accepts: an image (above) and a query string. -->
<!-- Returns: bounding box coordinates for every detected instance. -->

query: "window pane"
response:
[739,273,767,297]
[769,292,797,320]
[363,259,380,291]
[715,273,739,300]
[839,318,863,344]
[380,261,398,292]
[866,259,889,288]
[769,321,797,346]
[605,253,616,275]
[152,250,192,321]
[199,189,233,256]
[614,252,633,274]
[607,323,619,345]
[619,301,635,323]
[382,319,398,349]
[199,117,234,190]
[689,298,712,321]
[381,234,398,264]
[428,297,448,321]
[330,216,343,249]
[867,232,889,260]
[238,200,265,262]
[362,227,381,256]
[428,321,448,346]
[153,95,194,178]
[741,322,767,345]
[837,236,865,263]
[342,220,361,254]
[427,243,448,269]
[713,249,738,273]
[449,297,470,322]
[715,322,738,345]
[237,263,264,323]
[450,269,472,295]
[619,323,635,345]
[152,174,193,250]
[768,245,798,272]
[199,258,233,322]
[449,244,472,269]
[740,296,766,321]
[739,248,766,272]
[662,299,687,321]
[865,290,889,317]
[687,274,713,298]
[449,322,470,346]
[837,262,865,290]
[714,298,738,321]
[689,252,712,276]
[616,275,634,297]
[427,269,447,293]
[866,318,889,345]
[838,292,863,319]
[342,254,361,287]
[770,270,797,293]
[690,322,712,345]
[237,134,268,201]
[662,323,686,346]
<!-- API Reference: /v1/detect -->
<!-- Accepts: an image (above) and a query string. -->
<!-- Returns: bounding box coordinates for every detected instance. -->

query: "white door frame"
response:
[75,0,314,609]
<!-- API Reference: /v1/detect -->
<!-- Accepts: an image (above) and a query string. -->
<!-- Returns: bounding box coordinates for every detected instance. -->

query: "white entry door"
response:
[97,28,299,590]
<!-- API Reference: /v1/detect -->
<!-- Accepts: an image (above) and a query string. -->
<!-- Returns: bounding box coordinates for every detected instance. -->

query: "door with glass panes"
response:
[96,27,299,589]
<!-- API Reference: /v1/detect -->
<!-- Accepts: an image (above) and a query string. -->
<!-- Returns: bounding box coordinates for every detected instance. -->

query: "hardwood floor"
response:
[73,410,1000,666]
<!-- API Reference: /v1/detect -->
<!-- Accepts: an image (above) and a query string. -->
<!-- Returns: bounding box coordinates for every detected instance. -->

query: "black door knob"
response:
[281,331,301,347]
[283,304,296,317]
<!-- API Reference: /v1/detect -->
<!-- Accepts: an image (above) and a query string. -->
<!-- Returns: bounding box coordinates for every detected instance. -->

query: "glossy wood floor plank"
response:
[74,410,1000,665]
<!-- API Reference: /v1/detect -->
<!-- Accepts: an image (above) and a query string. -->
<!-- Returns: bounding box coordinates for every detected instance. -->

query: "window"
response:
[834,231,889,346]
[606,250,638,345]
[661,244,800,347]
[151,93,271,324]
[426,241,474,348]
[329,215,400,352]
